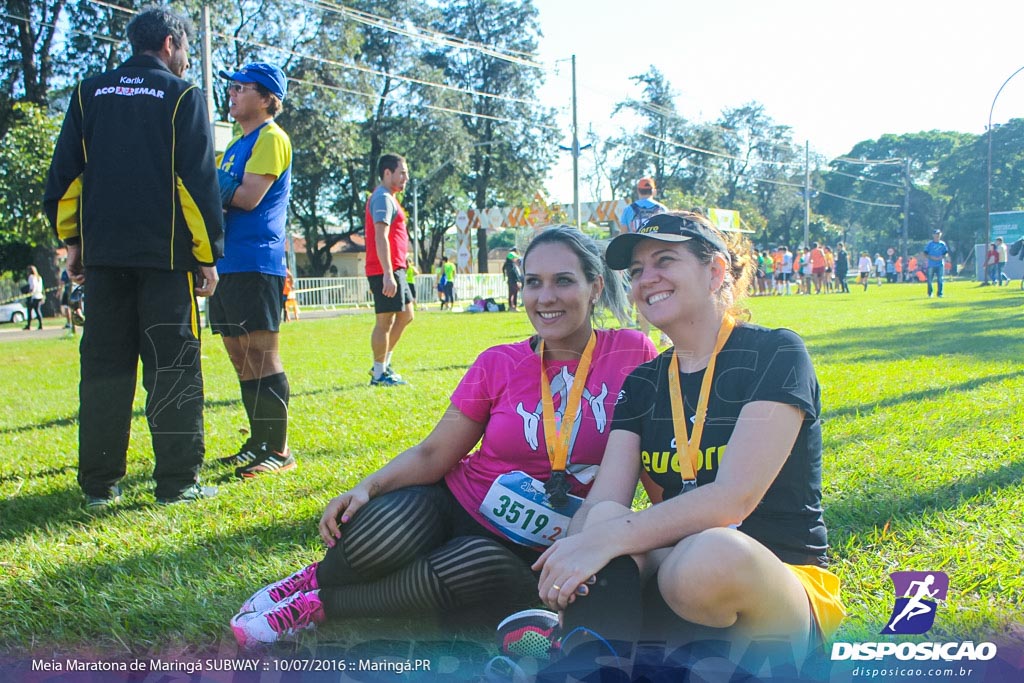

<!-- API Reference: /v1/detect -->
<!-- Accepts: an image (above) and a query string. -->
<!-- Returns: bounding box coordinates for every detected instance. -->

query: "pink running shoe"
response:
[231,590,325,648]
[241,562,319,613]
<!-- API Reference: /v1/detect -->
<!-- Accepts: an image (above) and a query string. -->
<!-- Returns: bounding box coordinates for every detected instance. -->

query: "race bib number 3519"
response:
[480,471,582,548]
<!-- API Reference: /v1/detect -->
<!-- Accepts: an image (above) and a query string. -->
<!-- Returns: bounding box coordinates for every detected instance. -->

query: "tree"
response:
[0,0,67,136]
[268,7,364,276]
[937,120,1024,248]
[277,90,362,276]
[607,67,689,199]
[817,131,978,259]
[430,0,559,272]
[60,0,136,84]
[0,102,61,306]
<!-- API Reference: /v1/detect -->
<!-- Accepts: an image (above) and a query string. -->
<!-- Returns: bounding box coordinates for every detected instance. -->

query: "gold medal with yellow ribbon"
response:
[538,331,597,507]
[668,317,734,492]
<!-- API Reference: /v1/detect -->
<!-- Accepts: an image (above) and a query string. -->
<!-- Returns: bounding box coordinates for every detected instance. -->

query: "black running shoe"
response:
[85,485,122,509]
[235,446,296,479]
[156,483,218,505]
[218,438,261,467]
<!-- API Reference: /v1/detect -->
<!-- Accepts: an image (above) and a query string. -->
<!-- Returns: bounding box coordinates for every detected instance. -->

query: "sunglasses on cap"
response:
[606,212,729,270]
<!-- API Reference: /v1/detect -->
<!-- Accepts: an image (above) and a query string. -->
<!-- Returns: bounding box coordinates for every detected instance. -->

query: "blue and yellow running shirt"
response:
[217,120,292,276]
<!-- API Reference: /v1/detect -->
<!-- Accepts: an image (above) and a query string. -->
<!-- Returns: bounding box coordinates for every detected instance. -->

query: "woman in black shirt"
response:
[530,212,845,664]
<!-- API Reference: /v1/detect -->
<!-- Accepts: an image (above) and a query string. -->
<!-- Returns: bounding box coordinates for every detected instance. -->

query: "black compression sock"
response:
[239,378,260,442]
[562,555,643,644]
[253,372,289,452]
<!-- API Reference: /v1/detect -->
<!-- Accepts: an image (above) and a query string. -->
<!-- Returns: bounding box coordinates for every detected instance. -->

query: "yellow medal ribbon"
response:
[668,316,735,486]
[538,331,597,472]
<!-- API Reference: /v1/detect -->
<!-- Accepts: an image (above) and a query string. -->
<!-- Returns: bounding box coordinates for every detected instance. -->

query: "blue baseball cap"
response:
[219,62,287,99]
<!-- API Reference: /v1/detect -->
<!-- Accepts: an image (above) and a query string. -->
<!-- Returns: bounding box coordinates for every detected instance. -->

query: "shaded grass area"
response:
[1,280,1022,656]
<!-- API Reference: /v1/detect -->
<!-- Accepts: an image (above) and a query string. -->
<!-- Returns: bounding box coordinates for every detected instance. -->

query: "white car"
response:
[0,300,28,324]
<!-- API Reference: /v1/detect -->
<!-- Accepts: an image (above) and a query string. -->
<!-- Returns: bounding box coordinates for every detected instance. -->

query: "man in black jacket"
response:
[44,6,223,507]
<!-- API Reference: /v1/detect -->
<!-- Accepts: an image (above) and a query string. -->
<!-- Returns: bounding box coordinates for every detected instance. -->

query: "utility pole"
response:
[902,157,910,261]
[803,140,810,248]
[411,179,420,271]
[571,54,581,230]
[201,5,214,121]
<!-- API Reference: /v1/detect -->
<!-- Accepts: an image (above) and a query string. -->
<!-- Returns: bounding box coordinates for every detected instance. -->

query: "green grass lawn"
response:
[1,279,1022,661]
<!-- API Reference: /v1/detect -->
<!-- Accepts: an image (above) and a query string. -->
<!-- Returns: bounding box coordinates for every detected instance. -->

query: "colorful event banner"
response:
[452,198,747,272]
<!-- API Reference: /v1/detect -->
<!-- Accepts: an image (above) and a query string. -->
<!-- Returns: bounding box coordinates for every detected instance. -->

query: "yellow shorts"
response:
[786,564,846,638]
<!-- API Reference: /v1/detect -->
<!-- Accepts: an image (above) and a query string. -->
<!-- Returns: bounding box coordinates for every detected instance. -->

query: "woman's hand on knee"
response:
[534,535,609,611]
[318,487,370,546]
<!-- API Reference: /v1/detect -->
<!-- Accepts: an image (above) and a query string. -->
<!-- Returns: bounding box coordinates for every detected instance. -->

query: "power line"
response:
[302,0,544,69]
[576,79,800,156]
[749,176,807,190]
[287,76,557,129]
[606,138,806,190]
[641,131,903,206]
[612,135,899,206]
[88,0,544,69]
[828,168,903,188]
[817,189,900,208]
[0,11,121,46]
[832,156,903,165]
[82,0,539,107]
[6,8,557,129]
[80,0,133,17]
[211,28,538,106]
[639,131,804,169]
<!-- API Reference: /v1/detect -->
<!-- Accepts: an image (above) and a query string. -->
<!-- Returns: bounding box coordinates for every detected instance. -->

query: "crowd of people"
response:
[748,237,954,297]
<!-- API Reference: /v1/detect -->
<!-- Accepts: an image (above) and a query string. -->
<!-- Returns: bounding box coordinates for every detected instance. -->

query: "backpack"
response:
[503,258,521,283]
[627,201,666,233]
[1010,238,1024,258]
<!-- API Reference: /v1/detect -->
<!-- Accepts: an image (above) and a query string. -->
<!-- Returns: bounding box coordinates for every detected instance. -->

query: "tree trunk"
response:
[476,228,488,274]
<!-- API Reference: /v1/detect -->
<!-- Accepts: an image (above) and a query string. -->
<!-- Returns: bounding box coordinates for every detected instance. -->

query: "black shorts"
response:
[208,272,284,337]
[408,282,417,299]
[368,269,412,314]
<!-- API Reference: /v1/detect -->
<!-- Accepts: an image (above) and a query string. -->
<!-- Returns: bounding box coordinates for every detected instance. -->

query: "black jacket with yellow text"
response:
[44,54,223,269]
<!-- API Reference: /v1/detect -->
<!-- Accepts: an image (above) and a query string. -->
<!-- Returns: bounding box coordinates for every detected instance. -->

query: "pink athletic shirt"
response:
[445,328,657,537]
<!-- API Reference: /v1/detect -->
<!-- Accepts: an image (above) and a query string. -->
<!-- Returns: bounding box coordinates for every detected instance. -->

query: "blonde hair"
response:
[666,211,755,321]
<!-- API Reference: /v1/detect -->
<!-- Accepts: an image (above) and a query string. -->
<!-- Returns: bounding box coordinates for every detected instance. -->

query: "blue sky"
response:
[532,0,1024,203]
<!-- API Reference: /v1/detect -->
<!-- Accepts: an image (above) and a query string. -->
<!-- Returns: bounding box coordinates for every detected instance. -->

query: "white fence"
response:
[294,274,508,309]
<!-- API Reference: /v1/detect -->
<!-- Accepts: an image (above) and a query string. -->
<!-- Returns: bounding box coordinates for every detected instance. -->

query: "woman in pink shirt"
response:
[229,226,657,647]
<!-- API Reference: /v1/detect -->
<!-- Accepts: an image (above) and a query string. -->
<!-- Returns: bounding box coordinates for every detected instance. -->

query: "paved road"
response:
[0,321,75,342]
[0,306,435,344]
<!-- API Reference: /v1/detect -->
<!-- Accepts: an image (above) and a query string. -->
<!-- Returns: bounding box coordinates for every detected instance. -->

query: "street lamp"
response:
[553,55,593,230]
[986,64,1024,245]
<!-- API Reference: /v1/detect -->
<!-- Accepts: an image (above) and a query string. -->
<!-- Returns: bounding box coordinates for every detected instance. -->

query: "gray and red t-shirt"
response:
[364,184,408,276]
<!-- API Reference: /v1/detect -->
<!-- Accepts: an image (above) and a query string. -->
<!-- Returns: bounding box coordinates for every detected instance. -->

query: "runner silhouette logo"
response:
[881,571,948,635]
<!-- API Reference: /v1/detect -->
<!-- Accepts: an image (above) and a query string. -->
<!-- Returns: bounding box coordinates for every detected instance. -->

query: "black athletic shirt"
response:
[611,323,828,567]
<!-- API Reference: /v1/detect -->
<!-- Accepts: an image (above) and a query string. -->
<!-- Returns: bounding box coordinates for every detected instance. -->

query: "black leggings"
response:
[26,298,43,326]
[315,484,539,619]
